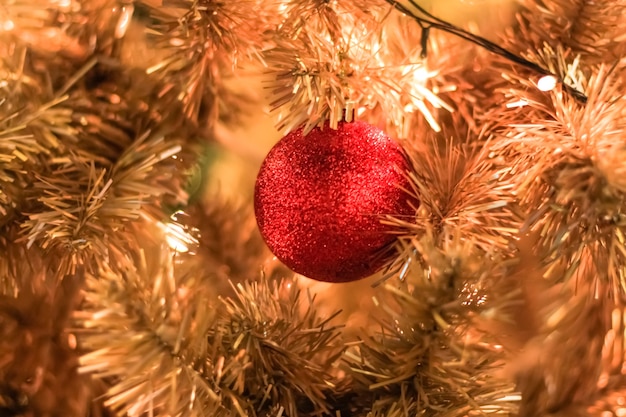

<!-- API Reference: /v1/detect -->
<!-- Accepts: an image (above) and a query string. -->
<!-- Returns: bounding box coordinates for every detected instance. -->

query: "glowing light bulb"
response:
[161,214,198,253]
[537,75,557,92]
[2,20,14,31]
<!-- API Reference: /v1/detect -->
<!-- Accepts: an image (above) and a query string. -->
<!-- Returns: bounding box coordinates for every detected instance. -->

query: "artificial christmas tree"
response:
[1,0,625,416]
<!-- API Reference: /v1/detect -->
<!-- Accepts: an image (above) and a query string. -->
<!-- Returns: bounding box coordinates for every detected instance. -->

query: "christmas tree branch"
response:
[217,279,344,416]
[0,261,100,416]
[517,0,626,64]
[0,0,200,280]
[264,2,451,136]
[77,223,345,416]
[514,282,611,414]
[347,232,520,416]
[11,67,196,278]
[0,74,61,230]
[493,64,626,293]
[391,130,520,255]
[2,0,127,62]
[137,0,268,122]
[76,243,224,416]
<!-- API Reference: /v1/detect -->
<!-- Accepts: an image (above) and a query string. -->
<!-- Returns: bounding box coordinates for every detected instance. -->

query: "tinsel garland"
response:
[1,0,626,416]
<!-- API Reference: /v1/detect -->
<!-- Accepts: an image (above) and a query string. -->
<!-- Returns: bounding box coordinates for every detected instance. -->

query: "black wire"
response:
[420,26,430,59]
[387,0,588,104]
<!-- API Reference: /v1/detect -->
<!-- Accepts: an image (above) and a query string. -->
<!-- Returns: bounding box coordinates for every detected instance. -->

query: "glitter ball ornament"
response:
[254,120,415,283]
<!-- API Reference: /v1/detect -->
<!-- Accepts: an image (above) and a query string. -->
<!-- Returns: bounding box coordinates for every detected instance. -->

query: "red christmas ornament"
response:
[254,120,415,283]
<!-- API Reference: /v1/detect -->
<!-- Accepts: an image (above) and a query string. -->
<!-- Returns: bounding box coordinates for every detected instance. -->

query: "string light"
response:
[537,75,558,92]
